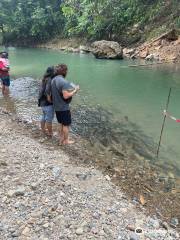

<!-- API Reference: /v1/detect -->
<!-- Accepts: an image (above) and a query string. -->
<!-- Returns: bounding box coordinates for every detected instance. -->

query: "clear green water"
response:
[1,47,180,172]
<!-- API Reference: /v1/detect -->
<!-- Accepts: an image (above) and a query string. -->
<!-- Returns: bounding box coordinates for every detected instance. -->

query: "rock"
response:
[0,160,8,166]
[99,229,105,236]
[7,187,25,197]
[126,225,135,231]
[148,218,160,229]
[52,166,62,178]
[72,48,80,53]
[11,231,20,237]
[1,149,6,153]
[30,182,39,190]
[145,54,155,61]
[43,223,49,228]
[21,226,30,236]
[39,163,45,169]
[76,173,88,180]
[91,40,123,59]
[139,48,149,58]
[79,45,91,53]
[123,48,135,57]
[91,226,98,234]
[161,221,169,230]
[105,175,111,181]
[129,232,139,240]
[76,227,84,235]
[170,218,179,227]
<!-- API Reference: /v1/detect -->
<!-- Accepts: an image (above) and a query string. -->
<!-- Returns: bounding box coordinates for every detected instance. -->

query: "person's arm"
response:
[62,85,79,99]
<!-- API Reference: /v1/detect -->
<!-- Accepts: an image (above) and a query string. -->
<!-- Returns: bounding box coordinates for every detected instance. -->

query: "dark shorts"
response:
[1,76,10,87]
[56,110,71,126]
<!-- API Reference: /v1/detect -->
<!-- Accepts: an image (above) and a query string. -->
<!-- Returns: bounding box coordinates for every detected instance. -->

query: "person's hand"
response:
[75,85,80,92]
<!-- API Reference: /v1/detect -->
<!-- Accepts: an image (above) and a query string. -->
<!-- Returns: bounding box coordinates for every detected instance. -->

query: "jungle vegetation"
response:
[0,0,179,45]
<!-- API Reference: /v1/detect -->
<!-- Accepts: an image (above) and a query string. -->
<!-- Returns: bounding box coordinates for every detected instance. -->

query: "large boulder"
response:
[91,40,123,59]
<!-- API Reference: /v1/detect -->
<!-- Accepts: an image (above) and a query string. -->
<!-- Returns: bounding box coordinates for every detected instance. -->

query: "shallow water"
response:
[0,47,180,176]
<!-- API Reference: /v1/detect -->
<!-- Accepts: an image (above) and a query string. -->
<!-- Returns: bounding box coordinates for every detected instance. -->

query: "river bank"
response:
[0,106,180,239]
[37,29,180,62]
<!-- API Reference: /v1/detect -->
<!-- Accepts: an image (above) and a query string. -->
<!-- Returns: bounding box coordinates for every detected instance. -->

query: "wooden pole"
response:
[156,87,172,159]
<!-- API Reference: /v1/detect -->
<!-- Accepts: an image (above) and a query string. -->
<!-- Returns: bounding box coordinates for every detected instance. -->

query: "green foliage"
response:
[0,0,65,44]
[0,0,179,45]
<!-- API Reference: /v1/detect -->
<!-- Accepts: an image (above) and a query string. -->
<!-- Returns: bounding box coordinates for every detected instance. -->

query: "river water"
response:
[1,47,180,177]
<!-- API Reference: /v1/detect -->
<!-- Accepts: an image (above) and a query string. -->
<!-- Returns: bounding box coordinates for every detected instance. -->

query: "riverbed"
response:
[1,47,180,226]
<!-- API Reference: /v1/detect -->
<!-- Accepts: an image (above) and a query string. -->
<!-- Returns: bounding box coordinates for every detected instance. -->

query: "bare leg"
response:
[62,125,74,145]
[1,84,5,95]
[59,124,64,145]
[41,121,46,134]
[46,122,53,137]
[4,86,9,96]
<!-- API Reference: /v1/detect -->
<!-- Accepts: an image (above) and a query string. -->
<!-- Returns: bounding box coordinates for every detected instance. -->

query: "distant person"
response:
[38,66,55,137]
[51,64,79,145]
[0,51,10,95]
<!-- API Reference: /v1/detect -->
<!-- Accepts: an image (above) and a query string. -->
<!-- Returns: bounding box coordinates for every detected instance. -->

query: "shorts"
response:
[41,105,54,123]
[1,76,10,87]
[56,110,71,126]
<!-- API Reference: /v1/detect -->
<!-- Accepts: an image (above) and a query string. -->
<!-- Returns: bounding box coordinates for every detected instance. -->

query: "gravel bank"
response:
[0,109,179,240]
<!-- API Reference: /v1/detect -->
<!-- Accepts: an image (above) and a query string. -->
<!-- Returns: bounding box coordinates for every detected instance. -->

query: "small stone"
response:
[31,211,42,218]
[60,191,65,196]
[161,221,169,230]
[7,190,16,197]
[27,218,36,225]
[105,175,111,181]
[148,218,160,229]
[1,149,6,153]
[129,232,139,240]
[43,223,49,228]
[0,161,8,166]
[30,182,39,190]
[99,230,105,236]
[21,227,30,236]
[76,173,87,180]
[52,166,61,178]
[11,231,20,237]
[76,227,84,235]
[40,163,45,169]
[126,225,135,231]
[170,218,179,227]
[91,227,98,234]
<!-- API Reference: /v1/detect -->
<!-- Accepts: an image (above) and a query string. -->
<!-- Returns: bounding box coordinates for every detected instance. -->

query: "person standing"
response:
[38,66,55,137]
[51,64,79,145]
[0,51,10,95]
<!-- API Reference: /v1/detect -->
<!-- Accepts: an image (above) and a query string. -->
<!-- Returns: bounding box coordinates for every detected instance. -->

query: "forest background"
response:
[0,0,180,46]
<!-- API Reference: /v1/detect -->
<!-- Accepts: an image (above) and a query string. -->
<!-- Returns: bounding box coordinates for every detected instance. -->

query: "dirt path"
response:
[0,109,179,240]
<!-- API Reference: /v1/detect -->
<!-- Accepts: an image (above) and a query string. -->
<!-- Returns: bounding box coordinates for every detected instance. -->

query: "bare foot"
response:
[62,140,75,145]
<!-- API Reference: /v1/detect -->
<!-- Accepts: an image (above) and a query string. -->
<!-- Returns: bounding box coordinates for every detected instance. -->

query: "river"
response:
[0,47,180,176]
